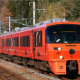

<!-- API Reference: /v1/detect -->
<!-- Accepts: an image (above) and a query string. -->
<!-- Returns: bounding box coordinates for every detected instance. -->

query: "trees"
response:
[7,0,30,28]
[0,0,13,31]
[7,0,30,18]
[70,1,80,21]
[7,0,80,28]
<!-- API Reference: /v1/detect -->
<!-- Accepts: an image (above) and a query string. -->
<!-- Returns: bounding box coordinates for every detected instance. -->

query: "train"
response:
[0,18,80,75]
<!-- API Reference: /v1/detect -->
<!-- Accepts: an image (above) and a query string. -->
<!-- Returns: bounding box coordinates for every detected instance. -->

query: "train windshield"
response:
[46,24,80,43]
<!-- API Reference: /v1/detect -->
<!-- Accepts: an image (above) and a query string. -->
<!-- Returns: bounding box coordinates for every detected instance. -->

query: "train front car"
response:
[45,21,80,75]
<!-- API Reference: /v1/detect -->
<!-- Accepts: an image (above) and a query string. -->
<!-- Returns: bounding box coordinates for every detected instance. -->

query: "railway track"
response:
[0,57,61,80]
[23,65,80,80]
[21,65,80,80]
[1,57,80,80]
[0,65,27,80]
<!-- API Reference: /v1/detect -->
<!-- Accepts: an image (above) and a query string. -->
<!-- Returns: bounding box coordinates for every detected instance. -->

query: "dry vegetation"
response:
[0,0,13,29]
[37,0,75,22]
[0,0,80,29]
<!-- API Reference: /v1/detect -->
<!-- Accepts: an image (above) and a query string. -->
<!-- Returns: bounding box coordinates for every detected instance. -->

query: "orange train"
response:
[0,18,80,75]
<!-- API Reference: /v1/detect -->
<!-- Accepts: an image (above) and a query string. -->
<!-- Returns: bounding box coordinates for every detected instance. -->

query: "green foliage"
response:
[7,0,80,29]
[7,0,30,28]
[8,0,30,18]
[69,1,80,21]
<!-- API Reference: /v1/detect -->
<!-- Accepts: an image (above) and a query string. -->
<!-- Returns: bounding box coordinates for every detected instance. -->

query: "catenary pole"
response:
[9,16,11,32]
[33,1,35,25]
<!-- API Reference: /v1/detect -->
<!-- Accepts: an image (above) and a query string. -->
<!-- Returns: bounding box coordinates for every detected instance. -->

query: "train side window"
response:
[25,36,27,47]
[12,38,13,46]
[20,37,23,46]
[20,37,21,46]
[16,37,18,46]
[9,38,11,46]
[12,38,15,46]
[39,31,42,47]
[6,38,11,46]
[1,39,4,46]
[20,35,30,47]
[17,37,19,46]
[37,32,39,46]
[14,38,15,46]
[8,39,9,46]
[15,37,17,46]
[35,31,39,47]
[20,37,25,47]
[27,36,30,47]
[34,32,36,47]
[34,30,42,47]
[3,39,4,46]
[6,39,7,46]
[12,37,18,47]
[21,36,24,47]
[22,37,23,47]
[23,36,25,47]
[1,40,2,46]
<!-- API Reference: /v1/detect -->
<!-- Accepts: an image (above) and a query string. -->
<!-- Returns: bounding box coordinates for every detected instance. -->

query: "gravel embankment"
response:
[0,59,61,80]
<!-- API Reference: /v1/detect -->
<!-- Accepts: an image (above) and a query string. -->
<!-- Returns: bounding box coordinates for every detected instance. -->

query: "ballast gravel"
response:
[0,59,61,80]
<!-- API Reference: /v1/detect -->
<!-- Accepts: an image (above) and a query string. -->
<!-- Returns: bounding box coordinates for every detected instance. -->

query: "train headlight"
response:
[54,47,62,50]
[60,56,63,59]
[58,47,62,50]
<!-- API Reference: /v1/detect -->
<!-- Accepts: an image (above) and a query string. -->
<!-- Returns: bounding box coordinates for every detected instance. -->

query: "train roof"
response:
[0,18,73,37]
[34,18,67,27]
[21,18,68,32]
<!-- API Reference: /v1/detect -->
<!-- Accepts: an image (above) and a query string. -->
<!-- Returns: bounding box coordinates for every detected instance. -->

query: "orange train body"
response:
[0,19,80,75]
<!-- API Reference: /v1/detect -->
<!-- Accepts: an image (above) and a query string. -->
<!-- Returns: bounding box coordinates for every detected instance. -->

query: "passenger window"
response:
[20,37,21,46]
[12,37,19,47]
[1,39,4,46]
[20,35,30,47]
[34,30,42,47]
[27,36,30,47]
[23,36,25,47]
[6,38,11,46]
[12,38,15,46]
[16,37,19,46]
[25,36,27,47]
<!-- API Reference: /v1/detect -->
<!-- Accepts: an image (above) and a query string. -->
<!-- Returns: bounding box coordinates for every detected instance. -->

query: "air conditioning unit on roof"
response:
[3,31,8,34]
[34,18,67,27]
[15,27,20,31]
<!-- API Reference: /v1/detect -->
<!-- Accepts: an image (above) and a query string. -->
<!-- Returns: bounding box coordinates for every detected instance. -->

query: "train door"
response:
[33,28,46,60]
[1,36,5,54]
[20,30,32,58]
[5,35,11,55]
[12,33,19,56]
